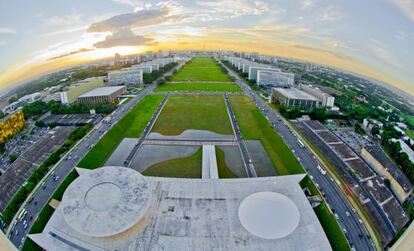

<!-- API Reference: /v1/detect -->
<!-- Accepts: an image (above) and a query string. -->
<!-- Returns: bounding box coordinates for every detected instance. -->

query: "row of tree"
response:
[143,62,178,84]
[381,126,414,183]
[22,100,117,120]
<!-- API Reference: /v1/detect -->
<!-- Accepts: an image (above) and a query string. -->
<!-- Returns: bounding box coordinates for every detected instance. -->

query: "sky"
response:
[0,0,413,96]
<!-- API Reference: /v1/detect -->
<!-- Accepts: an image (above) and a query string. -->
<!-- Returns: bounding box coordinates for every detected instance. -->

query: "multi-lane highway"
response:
[220,60,375,251]
[8,63,183,249]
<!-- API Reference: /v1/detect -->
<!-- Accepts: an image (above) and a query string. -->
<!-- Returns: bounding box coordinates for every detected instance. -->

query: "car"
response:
[346,211,350,217]
[334,214,339,220]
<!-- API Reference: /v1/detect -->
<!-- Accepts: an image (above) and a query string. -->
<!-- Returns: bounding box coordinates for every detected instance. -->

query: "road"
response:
[8,63,183,249]
[220,60,375,251]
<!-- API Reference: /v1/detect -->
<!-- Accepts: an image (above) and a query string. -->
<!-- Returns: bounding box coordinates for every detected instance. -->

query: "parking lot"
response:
[41,113,102,126]
[0,126,75,211]
[0,126,48,173]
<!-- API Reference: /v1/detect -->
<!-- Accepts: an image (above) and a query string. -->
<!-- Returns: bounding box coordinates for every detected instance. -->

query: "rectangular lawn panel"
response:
[142,147,202,178]
[171,57,232,82]
[78,94,164,169]
[154,83,242,92]
[229,95,304,175]
[151,94,233,136]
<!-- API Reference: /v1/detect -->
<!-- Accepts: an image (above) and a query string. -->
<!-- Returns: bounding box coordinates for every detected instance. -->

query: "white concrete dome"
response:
[238,191,300,239]
[61,166,151,237]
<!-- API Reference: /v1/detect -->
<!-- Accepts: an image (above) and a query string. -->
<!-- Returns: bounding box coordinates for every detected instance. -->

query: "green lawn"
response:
[154,83,242,92]
[142,147,202,178]
[405,129,414,140]
[151,94,233,136]
[229,95,304,175]
[402,114,414,128]
[78,94,164,169]
[171,57,232,82]
[216,147,238,178]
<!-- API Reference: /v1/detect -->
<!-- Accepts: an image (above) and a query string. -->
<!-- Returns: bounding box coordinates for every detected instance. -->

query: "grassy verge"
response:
[229,95,303,175]
[142,147,202,178]
[78,94,164,169]
[301,176,351,251]
[216,147,238,178]
[151,94,233,136]
[154,83,242,92]
[171,57,231,82]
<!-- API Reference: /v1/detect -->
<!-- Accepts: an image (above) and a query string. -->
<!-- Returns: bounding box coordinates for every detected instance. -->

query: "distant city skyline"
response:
[0,0,413,96]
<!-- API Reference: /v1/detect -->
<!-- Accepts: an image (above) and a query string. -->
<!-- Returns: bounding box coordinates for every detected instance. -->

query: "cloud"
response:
[196,0,272,18]
[42,13,83,27]
[48,48,95,60]
[366,39,404,70]
[0,41,7,46]
[87,7,182,32]
[387,0,414,22]
[93,28,154,48]
[87,7,181,48]
[301,0,316,10]
[317,4,344,22]
[291,44,352,61]
[0,27,16,34]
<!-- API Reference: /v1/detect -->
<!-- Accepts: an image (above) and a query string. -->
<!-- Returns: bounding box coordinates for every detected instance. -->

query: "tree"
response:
[9,154,17,163]
[310,108,328,122]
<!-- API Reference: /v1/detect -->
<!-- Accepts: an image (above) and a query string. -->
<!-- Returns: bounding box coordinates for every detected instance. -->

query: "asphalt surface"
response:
[8,63,183,249]
[220,60,375,251]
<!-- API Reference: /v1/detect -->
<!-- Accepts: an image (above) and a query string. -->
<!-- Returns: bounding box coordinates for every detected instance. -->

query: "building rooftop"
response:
[273,87,319,101]
[78,86,125,98]
[30,166,332,251]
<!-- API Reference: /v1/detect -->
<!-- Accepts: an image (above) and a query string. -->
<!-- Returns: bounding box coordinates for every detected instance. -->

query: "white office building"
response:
[299,84,335,107]
[248,66,278,81]
[108,69,143,86]
[272,87,319,108]
[257,70,294,87]
[130,65,153,73]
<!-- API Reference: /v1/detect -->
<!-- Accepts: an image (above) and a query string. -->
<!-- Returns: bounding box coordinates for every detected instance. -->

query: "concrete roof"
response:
[60,166,150,237]
[78,86,125,98]
[273,87,319,101]
[29,166,332,251]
